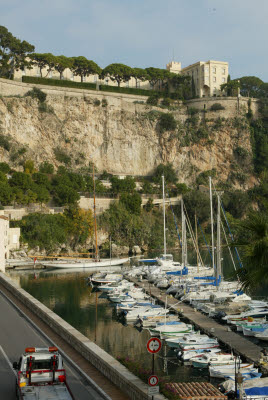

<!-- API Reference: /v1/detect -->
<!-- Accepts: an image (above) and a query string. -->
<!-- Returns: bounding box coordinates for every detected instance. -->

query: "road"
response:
[0,290,106,400]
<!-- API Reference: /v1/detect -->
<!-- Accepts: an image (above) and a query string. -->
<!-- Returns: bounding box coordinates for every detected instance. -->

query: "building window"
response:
[137,81,140,88]
[222,77,226,83]
[125,81,129,88]
[222,68,226,74]
[213,77,216,82]
[213,67,216,73]
[205,67,209,73]
[94,75,97,82]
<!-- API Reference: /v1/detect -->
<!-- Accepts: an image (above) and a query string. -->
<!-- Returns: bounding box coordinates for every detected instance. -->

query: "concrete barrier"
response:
[0,273,166,400]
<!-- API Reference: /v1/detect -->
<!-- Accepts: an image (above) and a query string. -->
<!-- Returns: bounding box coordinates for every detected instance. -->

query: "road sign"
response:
[148,375,158,386]
[147,337,162,354]
[148,386,159,395]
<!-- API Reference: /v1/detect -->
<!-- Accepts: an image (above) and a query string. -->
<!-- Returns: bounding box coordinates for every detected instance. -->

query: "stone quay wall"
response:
[0,272,166,400]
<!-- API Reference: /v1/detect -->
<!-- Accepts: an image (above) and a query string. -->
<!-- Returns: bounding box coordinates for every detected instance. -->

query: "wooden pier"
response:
[129,277,268,374]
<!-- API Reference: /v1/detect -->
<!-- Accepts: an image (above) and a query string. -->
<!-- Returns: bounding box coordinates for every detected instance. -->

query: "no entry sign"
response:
[148,375,159,386]
[147,337,162,354]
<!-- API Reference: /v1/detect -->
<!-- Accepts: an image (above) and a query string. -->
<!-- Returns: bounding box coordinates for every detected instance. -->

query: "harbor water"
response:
[7,250,267,383]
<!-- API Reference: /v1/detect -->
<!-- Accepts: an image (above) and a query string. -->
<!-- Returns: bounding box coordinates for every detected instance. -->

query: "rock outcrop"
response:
[0,84,256,188]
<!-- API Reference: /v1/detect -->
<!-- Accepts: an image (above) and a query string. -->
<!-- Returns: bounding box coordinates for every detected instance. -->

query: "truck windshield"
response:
[27,359,58,370]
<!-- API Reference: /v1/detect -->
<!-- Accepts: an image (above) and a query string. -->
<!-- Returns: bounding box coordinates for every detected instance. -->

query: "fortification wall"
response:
[187,96,259,119]
[0,78,259,119]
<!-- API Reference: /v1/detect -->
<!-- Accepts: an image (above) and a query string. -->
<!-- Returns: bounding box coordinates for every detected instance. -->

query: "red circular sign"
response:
[148,375,159,386]
[147,337,162,354]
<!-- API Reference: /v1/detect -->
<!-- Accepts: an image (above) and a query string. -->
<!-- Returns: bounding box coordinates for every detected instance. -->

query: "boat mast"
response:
[195,211,199,272]
[216,193,221,287]
[181,198,187,267]
[93,164,99,261]
[209,176,215,272]
[162,175,167,256]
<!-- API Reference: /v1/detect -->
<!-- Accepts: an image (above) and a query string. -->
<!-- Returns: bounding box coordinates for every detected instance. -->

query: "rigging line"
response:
[211,181,243,269]
[183,204,205,268]
[197,218,213,264]
[166,188,182,247]
[221,219,237,272]
[220,200,243,269]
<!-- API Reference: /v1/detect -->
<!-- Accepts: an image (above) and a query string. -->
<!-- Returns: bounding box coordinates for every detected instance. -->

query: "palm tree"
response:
[236,211,268,290]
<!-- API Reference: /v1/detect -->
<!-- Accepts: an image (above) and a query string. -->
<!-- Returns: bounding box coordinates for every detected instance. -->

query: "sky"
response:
[1,0,267,81]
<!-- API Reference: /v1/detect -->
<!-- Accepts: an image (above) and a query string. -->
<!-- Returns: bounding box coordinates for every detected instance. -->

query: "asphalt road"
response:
[0,291,106,400]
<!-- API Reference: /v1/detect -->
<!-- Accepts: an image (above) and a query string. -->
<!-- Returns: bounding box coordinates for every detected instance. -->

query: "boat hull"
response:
[43,258,129,269]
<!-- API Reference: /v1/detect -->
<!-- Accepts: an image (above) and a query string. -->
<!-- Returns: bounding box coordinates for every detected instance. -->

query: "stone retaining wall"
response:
[0,272,166,400]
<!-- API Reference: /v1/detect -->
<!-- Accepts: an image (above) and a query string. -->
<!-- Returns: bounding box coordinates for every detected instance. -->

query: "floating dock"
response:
[129,277,268,374]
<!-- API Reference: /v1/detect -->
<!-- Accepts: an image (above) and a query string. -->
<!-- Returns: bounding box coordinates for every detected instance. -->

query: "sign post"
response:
[147,338,161,399]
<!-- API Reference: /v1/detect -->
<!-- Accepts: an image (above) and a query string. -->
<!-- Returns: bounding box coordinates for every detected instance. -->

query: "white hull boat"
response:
[209,363,255,378]
[191,353,235,368]
[43,257,129,269]
[180,348,221,361]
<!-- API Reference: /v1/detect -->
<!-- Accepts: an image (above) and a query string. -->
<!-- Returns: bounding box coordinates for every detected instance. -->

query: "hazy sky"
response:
[1,0,267,80]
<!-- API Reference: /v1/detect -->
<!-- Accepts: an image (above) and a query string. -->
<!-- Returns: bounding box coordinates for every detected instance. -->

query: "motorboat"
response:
[209,363,256,378]
[179,348,221,361]
[191,353,236,368]
[255,328,268,341]
[150,322,193,337]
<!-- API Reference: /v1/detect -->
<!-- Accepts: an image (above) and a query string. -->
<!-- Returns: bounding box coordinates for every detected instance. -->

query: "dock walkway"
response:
[129,277,268,374]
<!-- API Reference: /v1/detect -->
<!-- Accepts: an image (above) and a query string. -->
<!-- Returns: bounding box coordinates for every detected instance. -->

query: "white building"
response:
[166,60,229,97]
[0,212,20,273]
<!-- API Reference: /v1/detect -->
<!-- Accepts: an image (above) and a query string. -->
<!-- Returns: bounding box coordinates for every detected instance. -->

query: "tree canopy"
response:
[0,25,34,78]
[101,63,133,86]
[70,56,101,82]
[236,211,268,290]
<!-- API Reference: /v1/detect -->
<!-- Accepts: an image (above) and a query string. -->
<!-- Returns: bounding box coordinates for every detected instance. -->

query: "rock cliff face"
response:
[0,89,255,188]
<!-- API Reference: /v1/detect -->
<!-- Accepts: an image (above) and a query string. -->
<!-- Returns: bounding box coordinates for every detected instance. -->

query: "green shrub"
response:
[25,87,47,103]
[0,162,11,173]
[210,103,225,111]
[196,169,217,186]
[234,146,248,159]
[213,117,224,130]
[39,161,54,174]
[188,107,199,116]
[22,76,97,91]
[93,99,101,106]
[146,94,160,106]
[99,84,155,97]
[196,125,209,139]
[0,134,11,151]
[54,148,71,165]
[102,98,108,107]
[145,110,162,121]
[159,113,176,132]
[38,102,54,113]
[161,98,171,107]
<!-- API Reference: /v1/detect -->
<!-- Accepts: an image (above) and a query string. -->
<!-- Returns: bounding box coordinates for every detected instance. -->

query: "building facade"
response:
[14,59,229,98]
[166,60,229,97]
[0,212,21,272]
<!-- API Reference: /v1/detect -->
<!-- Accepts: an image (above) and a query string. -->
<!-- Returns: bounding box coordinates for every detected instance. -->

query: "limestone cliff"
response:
[0,82,256,188]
